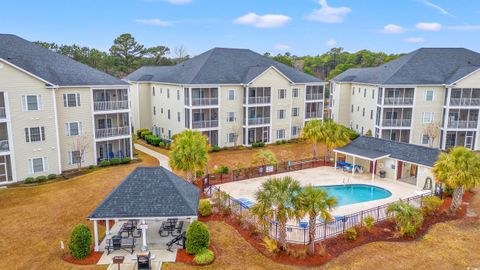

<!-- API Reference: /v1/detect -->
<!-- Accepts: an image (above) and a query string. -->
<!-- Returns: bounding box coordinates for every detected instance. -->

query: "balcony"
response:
[449,98,480,107]
[95,126,130,139]
[306,93,323,101]
[94,100,129,112]
[305,111,323,119]
[383,97,414,106]
[191,98,218,106]
[247,96,271,104]
[447,120,478,129]
[382,119,412,127]
[248,117,270,126]
[192,120,218,129]
[0,140,8,152]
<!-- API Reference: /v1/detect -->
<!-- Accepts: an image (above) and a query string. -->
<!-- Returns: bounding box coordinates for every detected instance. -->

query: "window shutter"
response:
[37,95,42,110]
[25,128,30,142]
[67,151,72,165]
[28,159,33,174]
[65,123,69,136]
[63,94,67,107]
[234,112,236,121]
[79,122,83,134]
[21,96,27,111]
[43,157,49,172]
[41,127,45,141]
[76,93,81,106]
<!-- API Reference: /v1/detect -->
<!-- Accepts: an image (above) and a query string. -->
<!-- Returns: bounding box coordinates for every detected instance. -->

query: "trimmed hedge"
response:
[48,174,57,180]
[140,130,152,139]
[120,157,131,164]
[194,248,214,265]
[68,224,92,259]
[110,157,121,166]
[36,176,47,183]
[137,128,150,138]
[24,177,35,184]
[99,160,110,167]
[185,221,210,255]
[198,199,212,217]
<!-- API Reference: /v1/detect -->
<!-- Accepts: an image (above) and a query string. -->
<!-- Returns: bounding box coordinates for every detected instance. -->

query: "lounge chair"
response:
[166,231,186,251]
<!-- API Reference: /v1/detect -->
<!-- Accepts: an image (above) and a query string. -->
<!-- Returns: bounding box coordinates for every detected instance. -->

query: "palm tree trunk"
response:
[186,170,193,183]
[279,221,287,251]
[450,185,465,213]
[307,215,316,256]
[313,143,318,159]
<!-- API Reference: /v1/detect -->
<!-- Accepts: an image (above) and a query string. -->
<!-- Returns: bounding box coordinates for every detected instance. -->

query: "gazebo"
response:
[88,166,200,252]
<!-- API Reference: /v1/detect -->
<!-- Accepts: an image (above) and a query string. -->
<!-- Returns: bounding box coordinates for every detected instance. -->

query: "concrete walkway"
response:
[134,143,171,171]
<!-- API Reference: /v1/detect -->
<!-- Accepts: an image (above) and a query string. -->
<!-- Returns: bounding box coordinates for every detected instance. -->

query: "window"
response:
[29,157,48,173]
[160,88,163,94]
[422,112,434,123]
[370,110,373,120]
[152,87,155,96]
[227,112,236,122]
[168,130,171,139]
[276,129,285,139]
[361,127,364,134]
[63,93,80,107]
[65,122,82,136]
[364,88,366,97]
[168,109,171,119]
[352,87,355,95]
[22,95,41,111]
[421,134,429,145]
[167,89,170,98]
[292,88,299,98]
[161,108,163,114]
[278,89,286,99]
[228,90,236,100]
[25,127,45,142]
[292,126,300,136]
[227,133,235,143]
[356,124,358,130]
[68,150,83,165]
[177,90,180,100]
[357,106,359,112]
[177,112,181,122]
[362,108,365,117]
[351,105,354,112]
[278,109,286,119]
[358,88,361,93]
[425,90,434,101]
[372,89,375,99]
[292,107,299,117]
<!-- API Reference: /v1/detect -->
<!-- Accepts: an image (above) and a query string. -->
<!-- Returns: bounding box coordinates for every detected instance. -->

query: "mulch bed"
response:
[198,191,475,267]
[175,244,218,265]
[62,247,103,265]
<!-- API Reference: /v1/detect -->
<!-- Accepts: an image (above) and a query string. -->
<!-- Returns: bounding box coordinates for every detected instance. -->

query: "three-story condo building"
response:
[0,34,132,184]
[126,48,325,147]
[330,48,480,151]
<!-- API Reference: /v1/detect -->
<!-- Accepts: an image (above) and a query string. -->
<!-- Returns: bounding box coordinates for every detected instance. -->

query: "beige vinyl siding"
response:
[411,86,445,148]
[130,83,152,131]
[331,82,352,127]
[219,85,244,147]
[348,84,377,135]
[291,84,306,138]
[150,83,185,139]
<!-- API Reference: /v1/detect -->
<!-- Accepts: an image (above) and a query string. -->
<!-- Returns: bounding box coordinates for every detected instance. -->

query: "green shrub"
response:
[281,140,287,144]
[36,176,47,183]
[363,216,375,232]
[275,141,282,145]
[88,165,95,170]
[140,130,152,139]
[195,170,204,178]
[193,248,214,265]
[110,158,121,166]
[120,157,131,164]
[251,142,259,148]
[212,145,221,152]
[258,142,265,147]
[151,136,161,146]
[185,221,210,255]
[386,201,424,238]
[47,174,57,180]
[99,160,110,167]
[158,141,166,148]
[68,224,92,259]
[421,196,444,216]
[216,165,229,175]
[346,227,357,241]
[444,185,454,197]
[136,128,150,138]
[261,237,278,254]
[165,143,171,150]
[24,177,35,184]
[198,199,212,217]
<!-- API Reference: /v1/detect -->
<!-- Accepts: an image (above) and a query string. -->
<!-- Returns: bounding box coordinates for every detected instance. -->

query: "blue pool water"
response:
[314,184,392,206]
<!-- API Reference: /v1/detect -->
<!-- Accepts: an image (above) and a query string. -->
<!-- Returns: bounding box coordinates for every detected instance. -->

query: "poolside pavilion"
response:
[87,166,200,257]
[333,136,440,189]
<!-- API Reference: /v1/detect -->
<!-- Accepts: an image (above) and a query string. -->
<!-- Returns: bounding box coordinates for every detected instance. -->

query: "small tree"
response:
[252,150,278,167]
[228,123,242,149]
[71,134,91,170]
[423,122,440,147]
[169,130,209,182]
[386,201,423,238]
[68,224,92,259]
[185,221,210,255]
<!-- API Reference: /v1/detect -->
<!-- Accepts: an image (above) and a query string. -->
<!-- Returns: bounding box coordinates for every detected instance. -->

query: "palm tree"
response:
[386,201,423,238]
[301,119,323,159]
[432,146,480,212]
[251,176,302,251]
[298,185,336,255]
[169,130,209,182]
[321,119,351,160]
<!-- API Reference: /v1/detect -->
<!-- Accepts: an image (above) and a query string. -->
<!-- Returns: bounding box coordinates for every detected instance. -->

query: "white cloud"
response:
[135,18,172,26]
[163,0,192,4]
[420,0,454,17]
[381,24,405,34]
[307,0,352,23]
[233,13,291,28]
[449,25,480,31]
[325,39,337,47]
[404,37,425,43]
[274,44,291,51]
[416,22,442,31]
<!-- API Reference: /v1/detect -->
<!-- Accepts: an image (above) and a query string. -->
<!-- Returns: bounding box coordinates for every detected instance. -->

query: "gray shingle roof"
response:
[332,48,480,85]
[88,167,200,219]
[0,34,128,86]
[125,47,323,84]
[335,136,441,167]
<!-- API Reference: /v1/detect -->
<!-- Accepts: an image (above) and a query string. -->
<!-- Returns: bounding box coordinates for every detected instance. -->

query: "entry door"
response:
[397,161,403,179]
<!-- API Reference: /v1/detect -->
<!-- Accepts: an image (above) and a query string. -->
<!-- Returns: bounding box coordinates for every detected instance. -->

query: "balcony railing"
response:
[0,140,9,152]
[192,120,219,129]
[306,93,323,101]
[449,98,480,107]
[0,107,5,119]
[248,117,270,125]
[94,100,129,111]
[382,119,412,127]
[191,98,218,106]
[447,120,478,129]
[95,126,130,139]
[383,97,414,106]
[247,96,271,104]
[305,112,323,119]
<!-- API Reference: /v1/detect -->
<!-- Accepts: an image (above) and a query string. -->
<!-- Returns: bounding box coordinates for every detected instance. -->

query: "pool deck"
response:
[216,166,429,219]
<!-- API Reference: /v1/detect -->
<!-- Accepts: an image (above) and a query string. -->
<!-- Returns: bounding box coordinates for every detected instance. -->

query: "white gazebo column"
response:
[352,156,356,176]
[334,152,338,170]
[141,219,147,251]
[105,219,110,236]
[93,220,99,252]
[371,160,376,182]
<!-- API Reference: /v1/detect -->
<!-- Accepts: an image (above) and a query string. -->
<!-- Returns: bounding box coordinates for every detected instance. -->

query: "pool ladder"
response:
[342,178,351,185]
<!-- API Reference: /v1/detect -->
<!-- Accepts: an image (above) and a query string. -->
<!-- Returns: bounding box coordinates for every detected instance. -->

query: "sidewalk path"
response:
[134,143,171,171]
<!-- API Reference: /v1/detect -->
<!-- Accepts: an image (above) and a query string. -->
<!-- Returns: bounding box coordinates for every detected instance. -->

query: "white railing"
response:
[0,140,8,152]
[94,100,129,111]
[247,96,271,104]
[382,119,412,127]
[248,117,270,125]
[95,126,130,139]
[447,120,478,129]
[0,107,5,119]
[383,97,414,106]
[191,98,218,106]
[305,111,322,119]
[306,93,323,101]
[192,120,219,129]
[449,98,480,107]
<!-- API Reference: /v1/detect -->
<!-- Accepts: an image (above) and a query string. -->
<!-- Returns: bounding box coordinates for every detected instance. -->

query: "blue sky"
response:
[1,0,480,56]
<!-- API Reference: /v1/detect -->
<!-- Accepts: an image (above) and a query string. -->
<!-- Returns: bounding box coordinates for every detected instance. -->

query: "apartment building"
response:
[126,48,325,147]
[330,48,480,151]
[0,34,132,184]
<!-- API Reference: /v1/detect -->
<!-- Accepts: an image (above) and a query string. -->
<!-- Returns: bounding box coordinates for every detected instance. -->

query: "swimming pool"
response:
[314,184,392,206]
